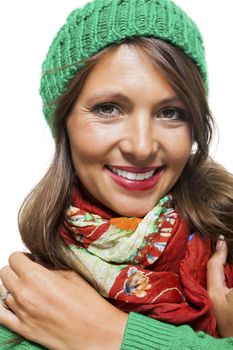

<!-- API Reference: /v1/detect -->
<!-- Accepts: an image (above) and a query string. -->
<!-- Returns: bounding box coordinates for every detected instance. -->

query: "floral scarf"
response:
[60,187,233,336]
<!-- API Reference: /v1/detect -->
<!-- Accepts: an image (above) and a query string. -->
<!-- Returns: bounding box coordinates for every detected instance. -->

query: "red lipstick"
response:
[106,165,165,192]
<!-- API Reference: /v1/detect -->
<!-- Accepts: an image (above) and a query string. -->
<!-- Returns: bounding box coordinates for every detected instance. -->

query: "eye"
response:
[93,103,121,118]
[157,108,187,121]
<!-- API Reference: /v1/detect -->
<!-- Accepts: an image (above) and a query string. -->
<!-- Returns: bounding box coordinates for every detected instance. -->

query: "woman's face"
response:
[66,44,192,216]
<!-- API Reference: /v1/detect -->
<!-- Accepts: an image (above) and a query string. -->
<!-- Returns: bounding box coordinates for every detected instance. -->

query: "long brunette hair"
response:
[19,37,233,270]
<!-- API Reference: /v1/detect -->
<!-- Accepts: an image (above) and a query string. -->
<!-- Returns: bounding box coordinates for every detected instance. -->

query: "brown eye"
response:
[157,108,186,121]
[94,103,121,117]
[162,109,176,118]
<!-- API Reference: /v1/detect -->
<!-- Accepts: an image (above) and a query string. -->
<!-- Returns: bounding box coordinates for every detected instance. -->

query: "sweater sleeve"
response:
[0,325,46,349]
[1,314,233,350]
[120,312,233,350]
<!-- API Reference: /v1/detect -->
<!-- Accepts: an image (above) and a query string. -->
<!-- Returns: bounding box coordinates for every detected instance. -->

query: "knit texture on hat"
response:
[40,0,207,130]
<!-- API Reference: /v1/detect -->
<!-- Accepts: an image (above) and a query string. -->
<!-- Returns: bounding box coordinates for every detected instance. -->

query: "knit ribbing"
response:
[40,0,207,131]
[121,312,177,350]
[121,312,233,350]
[0,325,45,349]
[0,315,233,349]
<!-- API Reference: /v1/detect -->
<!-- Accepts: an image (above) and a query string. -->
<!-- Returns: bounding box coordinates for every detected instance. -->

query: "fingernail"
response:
[216,235,225,250]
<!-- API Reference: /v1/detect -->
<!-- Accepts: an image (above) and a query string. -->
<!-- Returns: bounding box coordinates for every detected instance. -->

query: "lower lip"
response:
[106,167,164,192]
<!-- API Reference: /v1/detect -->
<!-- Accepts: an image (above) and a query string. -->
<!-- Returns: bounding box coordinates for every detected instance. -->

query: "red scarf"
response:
[60,187,233,336]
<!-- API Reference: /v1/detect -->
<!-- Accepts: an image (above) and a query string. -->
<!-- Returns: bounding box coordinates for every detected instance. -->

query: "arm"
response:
[121,313,233,350]
[1,311,233,350]
[0,259,127,350]
[207,237,233,338]
[0,241,233,350]
[121,238,233,350]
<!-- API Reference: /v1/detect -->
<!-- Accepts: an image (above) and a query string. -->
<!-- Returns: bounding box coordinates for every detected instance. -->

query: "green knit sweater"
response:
[1,313,233,349]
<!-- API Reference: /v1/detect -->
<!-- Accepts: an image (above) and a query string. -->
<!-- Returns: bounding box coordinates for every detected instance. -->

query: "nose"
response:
[119,113,159,163]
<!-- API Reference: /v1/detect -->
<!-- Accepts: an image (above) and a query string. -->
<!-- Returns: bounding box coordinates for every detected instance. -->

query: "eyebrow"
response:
[84,91,184,108]
[155,96,184,108]
[85,92,130,105]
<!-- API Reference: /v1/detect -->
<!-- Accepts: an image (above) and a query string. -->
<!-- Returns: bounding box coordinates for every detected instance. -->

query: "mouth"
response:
[105,165,165,191]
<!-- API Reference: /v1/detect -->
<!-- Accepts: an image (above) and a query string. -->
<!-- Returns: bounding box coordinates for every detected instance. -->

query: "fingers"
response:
[0,272,19,314]
[0,252,46,316]
[206,237,233,337]
[8,252,42,277]
[0,302,22,335]
[0,265,18,294]
[0,291,17,313]
[207,236,229,296]
[210,235,228,266]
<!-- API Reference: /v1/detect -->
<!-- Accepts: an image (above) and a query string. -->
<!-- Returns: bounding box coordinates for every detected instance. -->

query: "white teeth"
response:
[136,173,144,180]
[127,172,137,180]
[108,166,155,181]
[122,170,127,178]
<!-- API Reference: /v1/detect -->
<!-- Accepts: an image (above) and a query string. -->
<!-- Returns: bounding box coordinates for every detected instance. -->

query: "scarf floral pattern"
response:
[60,187,233,336]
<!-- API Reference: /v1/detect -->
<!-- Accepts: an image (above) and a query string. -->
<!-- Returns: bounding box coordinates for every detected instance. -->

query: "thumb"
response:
[210,235,228,266]
[207,236,228,295]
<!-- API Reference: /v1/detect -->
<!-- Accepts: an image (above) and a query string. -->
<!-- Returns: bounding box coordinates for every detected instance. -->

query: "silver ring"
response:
[0,290,10,303]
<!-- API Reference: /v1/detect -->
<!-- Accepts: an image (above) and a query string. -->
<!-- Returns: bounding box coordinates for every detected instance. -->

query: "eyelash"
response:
[91,103,187,122]
[157,107,187,122]
[92,103,121,118]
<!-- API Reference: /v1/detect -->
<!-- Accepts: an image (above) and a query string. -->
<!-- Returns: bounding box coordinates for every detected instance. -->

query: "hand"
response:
[207,238,233,337]
[0,252,127,350]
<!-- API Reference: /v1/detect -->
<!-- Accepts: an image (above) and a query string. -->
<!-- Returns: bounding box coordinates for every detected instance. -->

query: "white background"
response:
[0,1,232,267]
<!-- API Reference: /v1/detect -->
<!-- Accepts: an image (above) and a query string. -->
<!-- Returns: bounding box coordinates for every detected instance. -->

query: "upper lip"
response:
[107,165,164,173]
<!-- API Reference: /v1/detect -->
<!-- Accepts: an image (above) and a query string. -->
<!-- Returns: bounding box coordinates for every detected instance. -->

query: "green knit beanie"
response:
[40,0,207,130]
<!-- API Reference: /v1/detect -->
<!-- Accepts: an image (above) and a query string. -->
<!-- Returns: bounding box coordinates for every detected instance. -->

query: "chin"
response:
[113,205,153,218]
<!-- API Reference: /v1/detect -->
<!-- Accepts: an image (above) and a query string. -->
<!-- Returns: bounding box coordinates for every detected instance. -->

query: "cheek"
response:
[67,117,121,166]
[166,128,192,168]
[69,139,95,168]
[68,130,110,171]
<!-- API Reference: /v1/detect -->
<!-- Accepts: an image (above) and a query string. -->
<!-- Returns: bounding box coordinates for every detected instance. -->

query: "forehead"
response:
[78,44,177,102]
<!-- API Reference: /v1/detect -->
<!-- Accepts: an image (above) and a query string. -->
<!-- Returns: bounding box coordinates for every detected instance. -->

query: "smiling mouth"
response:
[107,165,164,181]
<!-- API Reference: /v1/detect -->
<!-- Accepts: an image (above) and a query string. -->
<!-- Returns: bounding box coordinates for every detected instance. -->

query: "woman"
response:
[0,0,233,348]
